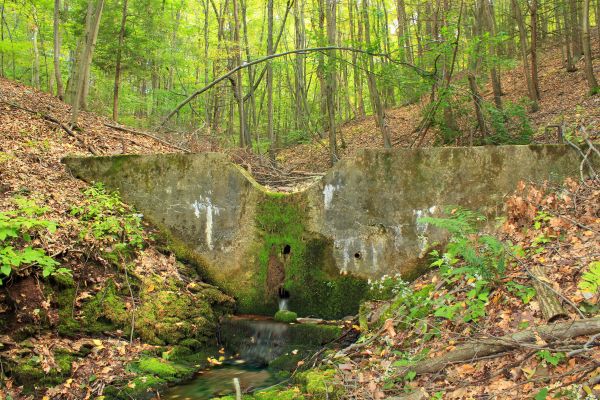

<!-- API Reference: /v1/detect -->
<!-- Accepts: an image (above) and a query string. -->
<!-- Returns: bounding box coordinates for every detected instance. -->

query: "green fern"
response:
[579,261,600,298]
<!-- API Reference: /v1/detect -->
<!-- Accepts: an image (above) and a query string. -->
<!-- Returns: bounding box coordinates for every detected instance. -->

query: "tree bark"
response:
[325,0,338,164]
[512,0,539,111]
[112,0,128,122]
[530,264,568,322]
[530,0,541,100]
[582,0,599,93]
[405,317,600,376]
[32,24,40,89]
[362,0,392,149]
[482,0,503,109]
[267,0,275,159]
[69,0,105,126]
[53,0,64,99]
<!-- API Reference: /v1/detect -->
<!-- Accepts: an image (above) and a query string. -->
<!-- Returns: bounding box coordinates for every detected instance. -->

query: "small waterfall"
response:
[220,319,291,365]
[278,298,289,311]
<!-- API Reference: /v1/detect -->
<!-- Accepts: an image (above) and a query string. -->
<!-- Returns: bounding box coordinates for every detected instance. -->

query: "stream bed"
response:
[162,360,282,399]
[162,316,344,399]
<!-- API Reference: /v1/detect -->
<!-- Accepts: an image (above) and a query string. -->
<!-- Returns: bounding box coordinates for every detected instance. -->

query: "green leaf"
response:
[533,387,548,400]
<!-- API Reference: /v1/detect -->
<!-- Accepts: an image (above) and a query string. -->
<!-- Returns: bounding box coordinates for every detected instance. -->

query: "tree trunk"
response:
[112,0,128,122]
[512,0,539,111]
[267,0,275,159]
[81,0,104,111]
[405,318,600,376]
[396,0,413,64]
[362,0,392,149]
[69,0,105,126]
[569,0,582,58]
[530,0,541,100]
[53,0,64,99]
[582,0,599,93]
[294,0,307,130]
[232,0,248,148]
[325,0,338,164]
[32,24,40,89]
[562,0,577,72]
[481,0,502,109]
[350,0,365,117]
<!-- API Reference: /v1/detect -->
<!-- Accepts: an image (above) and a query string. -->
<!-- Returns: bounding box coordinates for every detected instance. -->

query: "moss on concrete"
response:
[240,193,368,319]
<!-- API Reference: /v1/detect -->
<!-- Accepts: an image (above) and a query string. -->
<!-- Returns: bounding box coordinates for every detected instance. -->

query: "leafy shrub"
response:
[71,183,146,261]
[420,207,508,280]
[0,197,69,283]
[483,101,533,145]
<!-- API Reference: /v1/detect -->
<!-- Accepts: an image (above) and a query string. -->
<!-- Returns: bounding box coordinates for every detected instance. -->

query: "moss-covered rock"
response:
[274,310,297,323]
[104,375,166,400]
[8,350,74,392]
[297,369,342,400]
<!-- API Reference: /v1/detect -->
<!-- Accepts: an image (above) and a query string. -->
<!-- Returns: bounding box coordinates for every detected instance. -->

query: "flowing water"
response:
[163,317,294,399]
[162,360,281,399]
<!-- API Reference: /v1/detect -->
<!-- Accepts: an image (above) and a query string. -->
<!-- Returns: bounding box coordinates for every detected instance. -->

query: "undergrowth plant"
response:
[421,207,508,281]
[71,183,146,263]
[0,197,69,283]
[578,261,600,301]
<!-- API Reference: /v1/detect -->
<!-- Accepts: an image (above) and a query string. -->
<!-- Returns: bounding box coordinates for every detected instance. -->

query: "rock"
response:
[296,317,323,324]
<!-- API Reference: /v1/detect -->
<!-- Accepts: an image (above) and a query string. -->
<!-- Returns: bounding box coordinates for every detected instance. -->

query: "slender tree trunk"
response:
[583,0,599,92]
[325,0,338,164]
[53,0,64,99]
[203,0,211,128]
[32,24,40,89]
[232,0,247,148]
[530,0,541,100]
[267,0,275,159]
[362,0,392,148]
[512,0,539,111]
[69,0,105,126]
[569,0,582,58]
[350,0,365,117]
[294,0,307,130]
[112,0,128,122]
[396,0,413,64]
[562,0,577,72]
[81,0,104,111]
[482,0,502,108]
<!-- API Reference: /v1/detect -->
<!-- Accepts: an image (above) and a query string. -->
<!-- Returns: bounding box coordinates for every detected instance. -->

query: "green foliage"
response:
[536,350,565,367]
[578,261,600,297]
[506,282,536,304]
[367,273,410,301]
[71,183,145,261]
[421,207,508,280]
[0,197,69,284]
[483,101,533,145]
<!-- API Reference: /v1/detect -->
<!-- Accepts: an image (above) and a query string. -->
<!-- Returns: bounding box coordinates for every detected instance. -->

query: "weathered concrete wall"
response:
[64,145,589,318]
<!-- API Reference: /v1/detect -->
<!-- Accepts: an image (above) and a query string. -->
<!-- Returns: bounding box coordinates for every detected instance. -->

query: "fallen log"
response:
[530,264,568,322]
[404,317,600,376]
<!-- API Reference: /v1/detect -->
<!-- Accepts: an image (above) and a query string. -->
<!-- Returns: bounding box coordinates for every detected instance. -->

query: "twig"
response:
[0,99,100,155]
[104,122,190,153]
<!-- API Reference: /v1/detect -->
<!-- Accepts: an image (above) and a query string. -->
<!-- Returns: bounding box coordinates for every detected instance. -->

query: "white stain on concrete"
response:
[191,196,222,251]
[323,184,339,210]
[414,207,437,256]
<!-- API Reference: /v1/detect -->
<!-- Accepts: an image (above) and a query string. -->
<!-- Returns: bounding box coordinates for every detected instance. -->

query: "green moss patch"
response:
[238,194,368,319]
[274,310,297,323]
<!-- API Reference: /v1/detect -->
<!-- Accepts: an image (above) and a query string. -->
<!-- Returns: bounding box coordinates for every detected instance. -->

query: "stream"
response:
[163,360,282,399]
[162,314,344,399]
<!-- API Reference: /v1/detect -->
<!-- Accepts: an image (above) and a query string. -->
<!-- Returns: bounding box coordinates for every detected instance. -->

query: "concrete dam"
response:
[64,145,586,319]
